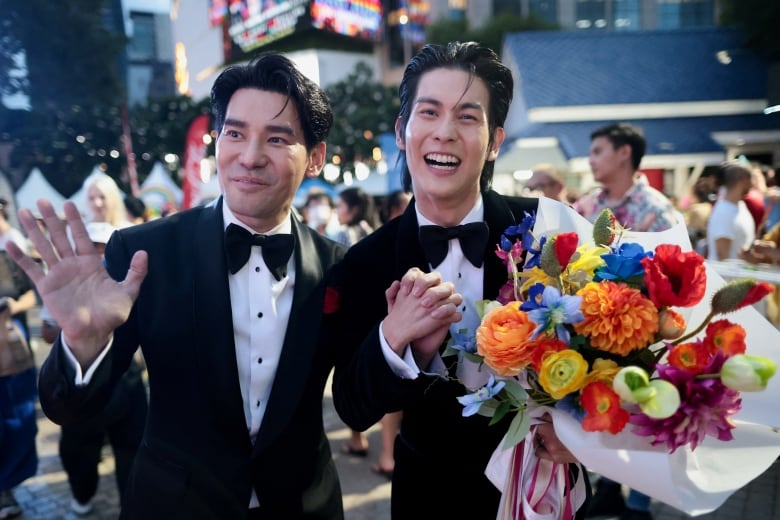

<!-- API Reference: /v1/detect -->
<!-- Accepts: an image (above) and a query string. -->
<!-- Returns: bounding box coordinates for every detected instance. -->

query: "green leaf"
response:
[502,411,531,450]
[489,401,512,425]
[501,379,529,407]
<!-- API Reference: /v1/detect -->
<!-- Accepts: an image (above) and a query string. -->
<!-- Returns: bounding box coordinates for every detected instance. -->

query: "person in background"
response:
[0,202,38,519]
[333,187,381,248]
[742,160,766,234]
[303,190,337,238]
[380,190,412,224]
[573,123,677,234]
[523,163,569,202]
[8,53,349,518]
[371,188,412,479]
[333,186,382,458]
[39,221,148,516]
[707,160,755,261]
[577,122,678,520]
[327,41,584,518]
[85,173,131,229]
[123,195,148,225]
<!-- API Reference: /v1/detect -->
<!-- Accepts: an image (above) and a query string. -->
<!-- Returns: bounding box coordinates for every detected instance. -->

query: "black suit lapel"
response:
[193,198,251,450]
[396,201,429,276]
[482,191,539,299]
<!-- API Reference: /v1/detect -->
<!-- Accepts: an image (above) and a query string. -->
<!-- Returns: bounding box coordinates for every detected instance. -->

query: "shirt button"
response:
[257,357,263,364]
[458,272,462,279]
[257,311,263,318]
[255,266,260,272]
[256,400,260,407]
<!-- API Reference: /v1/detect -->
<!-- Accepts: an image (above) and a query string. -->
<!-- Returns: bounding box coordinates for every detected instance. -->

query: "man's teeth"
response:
[425,153,459,166]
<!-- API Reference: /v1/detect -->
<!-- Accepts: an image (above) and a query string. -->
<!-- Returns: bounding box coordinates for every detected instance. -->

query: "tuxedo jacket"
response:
[38,198,347,519]
[328,190,548,518]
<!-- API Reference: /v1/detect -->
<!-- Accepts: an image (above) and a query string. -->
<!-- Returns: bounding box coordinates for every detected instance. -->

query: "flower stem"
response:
[671,311,716,345]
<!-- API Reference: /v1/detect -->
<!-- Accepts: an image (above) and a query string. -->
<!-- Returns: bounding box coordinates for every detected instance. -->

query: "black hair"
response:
[590,123,646,171]
[211,53,333,151]
[396,42,513,193]
[338,187,380,228]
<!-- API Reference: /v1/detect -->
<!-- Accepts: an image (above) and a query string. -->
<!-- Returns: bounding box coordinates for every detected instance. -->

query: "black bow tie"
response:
[224,223,295,281]
[418,222,489,268]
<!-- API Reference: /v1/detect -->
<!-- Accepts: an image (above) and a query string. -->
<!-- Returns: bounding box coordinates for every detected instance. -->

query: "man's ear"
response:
[487,126,505,161]
[395,117,405,151]
[306,142,327,178]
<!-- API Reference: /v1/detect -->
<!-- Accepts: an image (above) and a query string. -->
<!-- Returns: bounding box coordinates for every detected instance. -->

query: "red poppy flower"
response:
[641,244,706,308]
[667,341,711,374]
[702,320,746,356]
[580,382,629,434]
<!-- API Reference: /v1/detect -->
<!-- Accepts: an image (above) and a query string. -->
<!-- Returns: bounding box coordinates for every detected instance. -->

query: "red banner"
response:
[182,114,211,209]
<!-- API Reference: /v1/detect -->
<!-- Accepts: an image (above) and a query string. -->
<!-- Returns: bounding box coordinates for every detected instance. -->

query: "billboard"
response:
[210,0,383,55]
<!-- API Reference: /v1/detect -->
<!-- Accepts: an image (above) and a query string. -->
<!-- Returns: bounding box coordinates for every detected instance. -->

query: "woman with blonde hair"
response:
[85,173,130,228]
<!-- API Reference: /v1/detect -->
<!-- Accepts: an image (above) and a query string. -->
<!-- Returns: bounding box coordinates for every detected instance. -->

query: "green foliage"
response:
[425,14,557,55]
[720,0,780,59]
[324,62,399,180]
[128,96,213,184]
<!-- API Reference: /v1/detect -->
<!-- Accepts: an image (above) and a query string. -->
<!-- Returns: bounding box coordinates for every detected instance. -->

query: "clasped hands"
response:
[6,200,148,369]
[381,267,463,369]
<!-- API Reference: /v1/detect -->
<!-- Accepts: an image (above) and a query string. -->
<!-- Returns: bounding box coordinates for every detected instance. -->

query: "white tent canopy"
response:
[15,168,67,216]
[139,162,183,214]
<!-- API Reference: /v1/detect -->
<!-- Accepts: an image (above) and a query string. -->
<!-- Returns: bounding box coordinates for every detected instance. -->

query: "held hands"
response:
[534,413,578,464]
[382,267,463,368]
[6,200,148,368]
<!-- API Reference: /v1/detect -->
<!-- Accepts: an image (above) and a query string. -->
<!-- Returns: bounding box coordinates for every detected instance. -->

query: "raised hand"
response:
[6,200,148,368]
[383,267,462,368]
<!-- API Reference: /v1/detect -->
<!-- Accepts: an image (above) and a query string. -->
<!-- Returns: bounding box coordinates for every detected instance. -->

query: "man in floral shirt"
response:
[573,123,678,233]
[577,123,677,520]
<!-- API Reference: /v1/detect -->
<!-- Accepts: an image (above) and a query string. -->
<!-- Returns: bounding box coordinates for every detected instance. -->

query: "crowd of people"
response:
[0,40,777,520]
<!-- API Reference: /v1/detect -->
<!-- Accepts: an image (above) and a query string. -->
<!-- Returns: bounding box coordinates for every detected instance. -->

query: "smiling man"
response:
[328,42,587,519]
[8,54,348,519]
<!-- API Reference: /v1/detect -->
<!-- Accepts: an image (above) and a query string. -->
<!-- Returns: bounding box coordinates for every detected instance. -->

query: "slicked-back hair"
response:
[211,53,333,151]
[396,42,514,193]
[590,123,646,172]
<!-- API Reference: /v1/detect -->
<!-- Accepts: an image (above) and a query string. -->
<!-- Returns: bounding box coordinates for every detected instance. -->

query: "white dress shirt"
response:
[380,195,487,388]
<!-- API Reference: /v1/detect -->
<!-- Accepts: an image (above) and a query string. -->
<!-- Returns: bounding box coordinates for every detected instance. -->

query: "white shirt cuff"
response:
[378,320,420,379]
[61,334,114,386]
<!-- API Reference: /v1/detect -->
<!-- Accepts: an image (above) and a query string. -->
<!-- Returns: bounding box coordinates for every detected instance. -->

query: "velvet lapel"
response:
[395,201,429,277]
[253,216,323,454]
[482,190,523,299]
[193,198,251,451]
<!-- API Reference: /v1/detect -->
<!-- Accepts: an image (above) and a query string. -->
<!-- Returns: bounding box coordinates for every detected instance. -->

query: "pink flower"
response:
[629,352,741,453]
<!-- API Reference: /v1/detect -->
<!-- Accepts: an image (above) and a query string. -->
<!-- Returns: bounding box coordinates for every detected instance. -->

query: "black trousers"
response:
[59,370,148,505]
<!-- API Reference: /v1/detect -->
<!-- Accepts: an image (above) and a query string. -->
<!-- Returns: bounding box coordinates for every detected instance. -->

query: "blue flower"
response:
[457,376,506,417]
[520,283,546,311]
[594,242,651,282]
[527,285,583,342]
[501,212,537,252]
[450,330,477,354]
[525,235,546,269]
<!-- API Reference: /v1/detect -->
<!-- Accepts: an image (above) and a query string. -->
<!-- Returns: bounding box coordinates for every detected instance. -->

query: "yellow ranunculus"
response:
[538,350,588,400]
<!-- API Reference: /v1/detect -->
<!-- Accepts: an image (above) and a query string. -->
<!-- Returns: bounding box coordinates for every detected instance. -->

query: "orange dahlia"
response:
[573,281,659,356]
[476,302,538,376]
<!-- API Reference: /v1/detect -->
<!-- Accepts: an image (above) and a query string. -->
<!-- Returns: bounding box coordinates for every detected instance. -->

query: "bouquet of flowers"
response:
[448,198,779,519]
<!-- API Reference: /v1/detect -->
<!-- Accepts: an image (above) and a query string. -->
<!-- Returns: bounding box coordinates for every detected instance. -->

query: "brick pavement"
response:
[10,308,780,519]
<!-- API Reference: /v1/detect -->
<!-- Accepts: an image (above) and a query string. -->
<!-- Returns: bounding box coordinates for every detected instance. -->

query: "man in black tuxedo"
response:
[328,42,586,518]
[9,54,346,519]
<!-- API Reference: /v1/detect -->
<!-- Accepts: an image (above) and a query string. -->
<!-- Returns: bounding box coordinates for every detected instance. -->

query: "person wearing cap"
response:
[39,222,148,517]
[523,163,569,202]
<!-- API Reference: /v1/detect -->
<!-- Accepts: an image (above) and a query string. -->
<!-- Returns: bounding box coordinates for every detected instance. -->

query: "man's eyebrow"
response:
[415,97,483,111]
[266,124,296,136]
[222,117,246,128]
